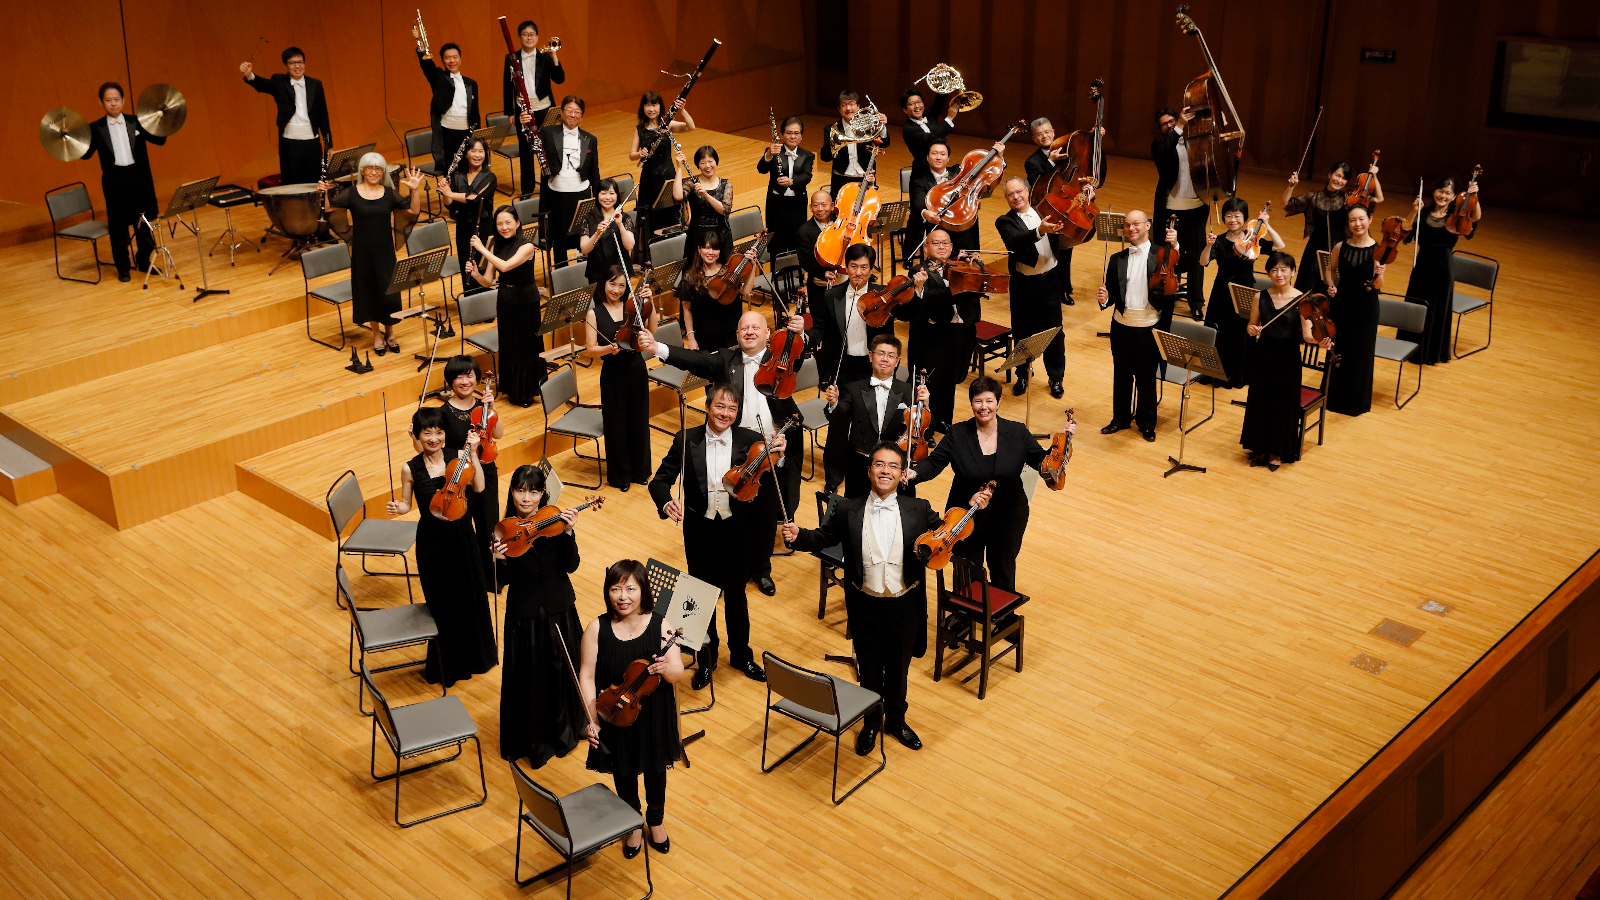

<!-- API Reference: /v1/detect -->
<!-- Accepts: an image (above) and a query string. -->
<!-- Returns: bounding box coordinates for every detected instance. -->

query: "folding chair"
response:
[340,567,438,715]
[729,206,765,244]
[759,652,885,805]
[302,243,354,351]
[793,358,829,481]
[510,761,652,896]
[406,220,462,299]
[1449,251,1497,358]
[327,470,416,606]
[360,662,486,827]
[458,287,499,374]
[46,183,112,283]
[811,492,848,619]
[487,115,518,195]
[540,364,605,488]
[1376,296,1426,409]
[403,127,443,218]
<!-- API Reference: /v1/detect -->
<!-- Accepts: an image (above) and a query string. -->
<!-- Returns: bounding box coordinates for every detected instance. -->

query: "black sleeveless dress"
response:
[681,279,741,352]
[1328,242,1378,417]
[406,454,497,687]
[493,233,547,407]
[497,529,586,767]
[1203,237,1273,389]
[594,298,653,486]
[635,124,676,259]
[1240,290,1304,462]
[437,399,499,582]
[586,609,682,777]
[1395,213,1465,365]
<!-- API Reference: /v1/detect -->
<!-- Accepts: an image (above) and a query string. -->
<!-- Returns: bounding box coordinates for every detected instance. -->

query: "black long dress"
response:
[437,399,499,582]
[1328,242,1378,417]
[635,124,676,258]
[497,529,586,766]
[581,208,637,284]
[681,279,741,352]
[332,186,410,326]
[406,454,498,687]
[1283,189,1356,293]
[1240,290,1304,462]
[493,232,547,407]
[1204,237,1273,389]
[681,176,734,264]
[593,298,653,487]
[586,609,681,777]
[448,168,497,279]
[1395,213,1465,365]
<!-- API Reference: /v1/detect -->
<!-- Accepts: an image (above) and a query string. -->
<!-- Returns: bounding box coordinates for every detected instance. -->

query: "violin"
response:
[1033,79,1107,244]
[1446,165,1482,237]
[722,414,800,501]
[1150,215,1182,296]
[493,495,604,557]
[814,152,881,271]
[428,446,475,522]
[914,480,997,570]
[595,627,686,727]
[708,232,769,305]
[1347,150,1381,209]
[1040,408,1075,491]
[897,369,934,463]
[1298,292,1336,344]
[944,256,1009,295]
[1232,201,1271,260]
[1176,7,1247,202]
[923,119,1028,232]
[613,265,655,351]
[1373,214,1409,267]
[753,292,809,400]
[857,269,920,327]
[470,375,498,464]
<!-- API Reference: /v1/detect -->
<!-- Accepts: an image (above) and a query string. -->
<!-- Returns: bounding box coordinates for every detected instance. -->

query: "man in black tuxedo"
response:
[1096,210,1178,441]
[824,334,928,497]
[755,116,814,258]
[1023,117,1106,305]
[904,229,979,434]
[908,139,983,259]
[995,176,1067,399]
[637,310,807,599]
[786,443,987,754]
[540,95,600,265]
[900,86,955,185]
[820,90,890,199]
[413,37,480,172]
[240,47,332,187]
[1151,107,1207,319]
[81,82,165,283]
[795,189,836,312]
[649,384,783,687]
[502,19,564,195]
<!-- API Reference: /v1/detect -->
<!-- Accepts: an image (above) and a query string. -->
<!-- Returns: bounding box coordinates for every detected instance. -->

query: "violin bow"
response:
[382,392,395,501]
[756,413,792,525]
[1254,289,1311,338]
[552,619,607,755]
[1294,106,1323,177]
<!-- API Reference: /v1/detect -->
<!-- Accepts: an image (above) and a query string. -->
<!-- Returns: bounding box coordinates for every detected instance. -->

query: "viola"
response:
[1033,79,1107,244]
[1040,408,1075,491]
[1176,7,1247,202]
[595,628,686,727]
[1232,201,1271,261]
[428,446,475,522]
[754,292,809,400]
[914,480,997,570]
[708,232,769,305]
[1298,292,1336,344]
[722,415,800,502]
[1373,215,1409,266]
[1347,150,1381,209]
[923,119,1029,232]
[897,369,934,463]
[470,376,498,464]
[493,495,604,558]
[613,265,655,351]
[1446,165,1482,237]
[814,152,881,271]
[856,271,919,327]
[944,256,1009,295]
[1150,215,1182,296]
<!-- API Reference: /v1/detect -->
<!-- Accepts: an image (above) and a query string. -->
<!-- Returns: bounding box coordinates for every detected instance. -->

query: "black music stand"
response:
[870,200,910,276]
[326,143,376,182]
[165,176,228,302]
[539,107,563,129]
[1093,211,1127,338]
[473,121,511,155]
[1154,329,1227,478]
[994,327,1063,438]
[538,286,594,369]
[1227,282,1258,408]
[644,182,684,238]
[385,247,450,368]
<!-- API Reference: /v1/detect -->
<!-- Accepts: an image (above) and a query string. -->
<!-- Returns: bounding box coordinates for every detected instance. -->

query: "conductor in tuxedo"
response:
[995,176,1067,398]
[756,117,814,258]
[1096,210,1178,441]
[502,20,565,193]
[824,334,927,497]
[81,82,165,282]
[240,47,332,186]
[413,37,481,172]
[786,443,988,754]
[1151,107,1207,319]
[541,96,601,265]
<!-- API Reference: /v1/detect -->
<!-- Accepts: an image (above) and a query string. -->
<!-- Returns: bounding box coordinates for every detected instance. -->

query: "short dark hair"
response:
[411,405,447,435]
[440,42,461,57]
[493,203,520,224]
[899,87,925,110]
[560,95,586,113]
[282,47,305,65]
[1328,161,1354,180]
[594,176,619,200]
[603,559,655,618]
[838,90,861,105]
[868,333,902,355]
[868,441,905,464]
[98,82,123,101]
[781,116,804,133]
[598,262,630,288]
[1221,196,1250,218]
[844,243,876,267]
[517,20,539,34]
[968,374,1003,402]
[693,145,719,166]
[503,464,548,513]
[637,90,666,127]
[927,139,950,156]
[443,354,483,385]
[1156,107,1179,121]
[708,382,739,407]
[1264,250,1297,272]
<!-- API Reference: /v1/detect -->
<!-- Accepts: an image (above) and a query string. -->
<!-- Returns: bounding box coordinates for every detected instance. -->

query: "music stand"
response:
[540,107,563,129]
[994,327,1063,437]
[567,197,598,256]
[326,143,376,182]
[870,200,910,276]
[1093,212,1128,338]
[474,121,511,154]
[644,182,684,238]
[385,247,450,368]
[1153,329,1227,478]
[164,176,227,302]
[538,286,594,368]
[1227,282,1260,409]
[645,558,722,751]
[1316,250,1332,285]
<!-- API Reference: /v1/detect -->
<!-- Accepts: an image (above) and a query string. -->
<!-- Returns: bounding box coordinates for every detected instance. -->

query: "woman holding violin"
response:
[679,234,756,351]
[1282,160,1383,292]
[673,144,734,264]
[437,136,496,276]
[576,177,637,284]
[579,559,683,857]
[491,464,586,766]
[629,91,694,255]
[1395,175,1481,364]
[1198,197,1283,389]
[1324,205,1385,416]
[386,406,497,687]
[468,204,545,405]
[584,264,659,490]
[427,355,505,581]
[1242,252,1330,469]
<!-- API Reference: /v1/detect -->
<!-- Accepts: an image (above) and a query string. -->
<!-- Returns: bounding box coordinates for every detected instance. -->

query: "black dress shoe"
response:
[889,723,922,750]
[691,664,713,691]
[1063,295,1076,306]
[1012,379,1028,397]
[1049,380,1064,399]
[1141,428,1157,442]
[736,659,767,682]
[374,343,387,357]
[619,483,631,492]
[1100,422,1128,435]
[855,725,879,756]
[647,832,670,854]
[622,834,642,859]
[755,576,776,596]
[117,271,131,283]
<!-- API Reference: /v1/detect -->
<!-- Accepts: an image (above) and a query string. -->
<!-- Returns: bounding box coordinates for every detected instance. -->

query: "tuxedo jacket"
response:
[828,375,913,455]
[913,417,1046,521]
[1102,244,1178,316]
[904,268,979,327]
[807,282,903,384]
[789,493,943,595]
[909,169,980,253]
[501,49,565,117]
[538,124,600,191]
[1151,129,1182,224]
[796,218,829,282]
[902,96,953,183]
[661,345,804,442]
[648,425,763,520]
[995,209,1061,278]
[245,73,331,143]
[820,118,889,179]
[82,116,165,178]
[755,147,815,198]
[417,50,481,130]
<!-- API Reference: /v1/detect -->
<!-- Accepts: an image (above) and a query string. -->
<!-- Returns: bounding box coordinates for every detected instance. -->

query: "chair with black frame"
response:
[644,321,706,436]
[403,127,443,219]
[46,182,112,284]
[759,651,885,805]
[792,357,828,482]
[359,661,487,828]
[339,567,439,716]
[509,760,652,895]
[487,114,517,195]
[457,287,499,374]
[971,319,1014,383]
[1298,342,1335,454]
[327,470,416,606]
[301,243,354,351]
[756,250,803,302]
[1376,295,1426,409]
[539,363,605,489]
[406,220,463,299]
[1449,251,1497,359]
[933,556,1029,701]
[811,491,848,620]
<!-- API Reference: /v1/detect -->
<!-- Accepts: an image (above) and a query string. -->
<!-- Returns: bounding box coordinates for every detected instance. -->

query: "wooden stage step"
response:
[0,433,54,505]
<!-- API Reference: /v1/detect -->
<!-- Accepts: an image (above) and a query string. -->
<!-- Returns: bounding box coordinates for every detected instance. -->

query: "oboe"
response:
[445,133,469,179]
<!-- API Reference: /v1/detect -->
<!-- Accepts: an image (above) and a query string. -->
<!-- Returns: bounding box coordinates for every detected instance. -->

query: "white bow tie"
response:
[870,378,892,390]
[870,497,897,512]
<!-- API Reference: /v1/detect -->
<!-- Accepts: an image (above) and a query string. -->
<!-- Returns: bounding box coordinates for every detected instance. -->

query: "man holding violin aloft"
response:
[824,334,929,498]
[1151,107,1209,320]
[1097,211,1179,442]
[905,229,980,435]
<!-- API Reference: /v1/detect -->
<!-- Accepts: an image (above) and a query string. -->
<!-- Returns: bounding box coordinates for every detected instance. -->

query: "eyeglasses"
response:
[869,460,903,470]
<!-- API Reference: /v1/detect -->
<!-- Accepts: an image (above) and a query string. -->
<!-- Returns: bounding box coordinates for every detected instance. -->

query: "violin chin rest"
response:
[914,545,933,563]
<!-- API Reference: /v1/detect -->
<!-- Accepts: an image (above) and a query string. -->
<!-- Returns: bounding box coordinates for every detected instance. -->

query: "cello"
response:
[1150,215,1182,296]
[494,495,604,557]
[1040,408,1076,491]
[923,119,1029,232]
[707,232,768,305]
[753,291,809,399]
[470,375,498,464]
[814,150,881,271]
[897,369,934,463]
[594,628,686,727]
[914,480,997,570]
[1175,6,1247,203]
[1033,79,1108,244]
[1446,165,1482,237]
[722,415,800,501]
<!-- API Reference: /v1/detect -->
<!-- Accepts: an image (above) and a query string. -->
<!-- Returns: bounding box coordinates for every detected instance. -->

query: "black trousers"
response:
[515,124,548,198]
[431,126,471,174]
[1060,247,1076,296]
[1109,319,1160,431]
[683,513,753,668]
[766,194,807,259]
[545,187,591,265]
[278,136,323,186]
[612,770,667,827]
[953,505,1027,593]
[1171,205,1209,316]
[844,587,921,730]
[748,457,800,581]
[909,320,974,433]
[1008,268,1065,381]
[822,354,873,492]
[102,167,158,276]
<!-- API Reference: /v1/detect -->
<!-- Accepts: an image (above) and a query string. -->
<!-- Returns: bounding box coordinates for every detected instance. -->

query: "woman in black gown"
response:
[1198,197,1283,389]
[1281,160,1382,292]
[491,465,588,766]
[673,144,733,264]
[468,205,546,406]
[428,355,503,582]
[577,178,637,283]
[580,559,683,857]
[1324,206,1386,417]
[321,154,424,355]
[1396,176,1481,364]
[1242,252,1330,469]
[678,234,757,352]
[584,264,658,489]
[628,92,694,260]
[386,406,498,687]
[437,137,497,279]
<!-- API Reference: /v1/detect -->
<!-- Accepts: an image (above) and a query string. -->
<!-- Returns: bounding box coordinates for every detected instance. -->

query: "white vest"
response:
[860,504,908,597]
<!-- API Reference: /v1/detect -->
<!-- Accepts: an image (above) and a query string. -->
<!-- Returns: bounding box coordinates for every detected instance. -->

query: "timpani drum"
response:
[258,183,322,239]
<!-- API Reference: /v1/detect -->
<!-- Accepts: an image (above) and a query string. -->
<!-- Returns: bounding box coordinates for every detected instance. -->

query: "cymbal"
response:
[136,83,187,136]
[39,107,90,162]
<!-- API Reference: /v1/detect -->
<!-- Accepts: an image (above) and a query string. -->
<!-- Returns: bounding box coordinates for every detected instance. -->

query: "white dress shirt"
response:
[703,426,734,519]
[869,376,893,434]
[739,352,777,442]
[520,51,552,110]
[106,115,135,167]
[1168,125,1203,211]
[861,493,909,597]
[1015,207,1058,276]
[842,284,870,356]
[1114,242,1159,327]
[841,120,864,178]
[441,72,470,130]
[551,126,587,192]
[777,148,799,196]
[283,77,314,140]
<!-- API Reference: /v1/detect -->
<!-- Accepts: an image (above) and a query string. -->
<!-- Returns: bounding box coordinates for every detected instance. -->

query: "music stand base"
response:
[193,287,230,302]
[1164,457,1206,477]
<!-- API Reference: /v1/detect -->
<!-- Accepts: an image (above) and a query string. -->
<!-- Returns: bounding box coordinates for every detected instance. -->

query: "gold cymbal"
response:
[136,83,187,136]
[39,107,90,162]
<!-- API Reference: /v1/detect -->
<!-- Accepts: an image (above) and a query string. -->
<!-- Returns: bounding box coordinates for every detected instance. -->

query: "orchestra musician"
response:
[1024,118,1104,305]
[904,376,1052,594]
[673,145,734,264]
[1323,205,1384,417]
[783,443,957,755]
[1395,176,1480,364]
[1197,197,1283,389]
[1282,160,1383,292]
[756,117,814,258]
[424,355,505,582]
[502,20,564,194]
[467,205,546,405]
[795,189,838,312]
[1096,211,1178,441]
[239,47,331,188]
[413,36,480,173]
[1151,107,1208,320]
[821,90,890,199]
[901,86,956,184]
[995,176,1067,399]
[909,139,981,258]
[583,264,658,490]
[541,95,600,265]
[824,334,927,497]
[437,136,496,275]
[1242,252,1330,470]
[904,229,979,434]
[576,177,637,284]
[646,383,785,684]
[810,244,901,492]
[678,235,756,352]
[81,82,165,283]
[319,156,424,355]
[629,92,694,256]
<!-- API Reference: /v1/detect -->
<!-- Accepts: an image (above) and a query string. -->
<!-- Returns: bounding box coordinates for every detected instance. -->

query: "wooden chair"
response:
[971,320,1014,382]
[1299,343,1335,454]
[933,557,1029,700]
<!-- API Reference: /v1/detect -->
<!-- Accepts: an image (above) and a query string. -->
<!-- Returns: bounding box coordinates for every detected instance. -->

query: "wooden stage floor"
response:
[1,111,1598,899]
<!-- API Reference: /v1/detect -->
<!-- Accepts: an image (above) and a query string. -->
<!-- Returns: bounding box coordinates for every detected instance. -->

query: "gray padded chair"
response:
[608,171,636,206]
[510,761,652,894]
[649,232,687,269]
[340,567,438,716]
[551,261,591,297]
[539,365,605,488]
[360,662,486,828]
[487,114,518,195]
[403,127,443,218]
[1156,319,1218,431]
[1377,295,1426,409]
[729,206,765,244]
[47,183,112,284]
[898,166,912,197]
[406,220,462,294]
[645,321,705,436]
[458,288,499,371]
[1449,251,1497,359]
[794,358,828,481]
[302,243,354,350]
[327,470,416,606]
[760,652,885,805]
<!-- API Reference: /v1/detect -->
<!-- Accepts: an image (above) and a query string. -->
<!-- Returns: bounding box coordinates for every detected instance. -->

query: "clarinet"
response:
[638,39,721,165]
[444,134,469,179]
[317,150,330,228]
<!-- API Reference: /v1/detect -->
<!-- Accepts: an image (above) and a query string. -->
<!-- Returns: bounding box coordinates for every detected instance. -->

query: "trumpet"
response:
[916,63,983,113]
[414,10,431,59]
[827,96,887,155]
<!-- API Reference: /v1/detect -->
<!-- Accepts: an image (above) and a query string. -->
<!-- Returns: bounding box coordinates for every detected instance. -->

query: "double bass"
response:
[1033,79,1108,244]
[944,255,1009,295]
[1039,408,1075,491]
[814,151,881,271]
[914,480,997,570]
[923,119,1029,232]
[1175,6,1247,203]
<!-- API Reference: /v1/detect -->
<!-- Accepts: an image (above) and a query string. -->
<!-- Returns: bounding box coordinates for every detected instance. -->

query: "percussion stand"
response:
[138,207,183,291]
[164,176,228,302]
[1153,329,1226,478]
[995,327,1063,439]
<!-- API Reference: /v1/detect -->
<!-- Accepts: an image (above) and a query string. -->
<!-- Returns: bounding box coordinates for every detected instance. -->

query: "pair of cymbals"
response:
[38,84,186,162]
